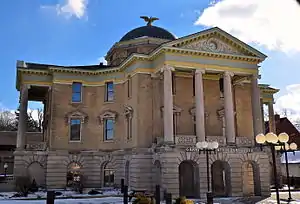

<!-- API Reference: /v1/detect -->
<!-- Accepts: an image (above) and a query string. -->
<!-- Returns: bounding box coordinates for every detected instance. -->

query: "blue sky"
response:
[0,0,300,120]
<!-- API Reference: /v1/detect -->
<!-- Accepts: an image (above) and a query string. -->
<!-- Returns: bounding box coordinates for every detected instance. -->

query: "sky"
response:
[0,0,300,122]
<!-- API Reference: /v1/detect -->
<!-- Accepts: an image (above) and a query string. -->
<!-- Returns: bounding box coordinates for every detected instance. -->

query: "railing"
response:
[155,135,255,147]
[26,142,47,150]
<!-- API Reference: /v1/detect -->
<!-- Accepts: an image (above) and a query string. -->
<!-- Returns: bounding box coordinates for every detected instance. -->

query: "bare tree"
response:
[37,108,43,131]
[0,110,17,131]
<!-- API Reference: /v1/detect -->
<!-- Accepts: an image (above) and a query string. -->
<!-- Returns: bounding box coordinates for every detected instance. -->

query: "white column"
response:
[194,69,206,142]
[17,85,29,149]
[268,101,276,133]
[161,65,174,144]
[223,71,236,144]
[251,74,264,136]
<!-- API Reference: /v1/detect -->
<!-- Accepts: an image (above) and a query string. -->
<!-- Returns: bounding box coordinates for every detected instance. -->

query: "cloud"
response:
[98,57,107,65]
[275,84,300,122]
[41,0,88,19]
[195,0,300,53]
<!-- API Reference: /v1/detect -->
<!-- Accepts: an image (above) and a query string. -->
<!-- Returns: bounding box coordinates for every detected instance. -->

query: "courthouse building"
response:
[13,18,279,198]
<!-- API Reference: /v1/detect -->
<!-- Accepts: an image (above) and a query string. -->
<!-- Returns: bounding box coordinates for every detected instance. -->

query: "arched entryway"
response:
[179,160,199,198]
[125,161,130,187]
[211,160,231,197]
[27,162,45,187]
[66,162,81,187]
[102,162,115,187]
[242,161,261,196]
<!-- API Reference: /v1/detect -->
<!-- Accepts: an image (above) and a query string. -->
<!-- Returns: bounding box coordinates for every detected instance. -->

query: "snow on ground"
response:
[0,197,124,204]
[0,188,121,200]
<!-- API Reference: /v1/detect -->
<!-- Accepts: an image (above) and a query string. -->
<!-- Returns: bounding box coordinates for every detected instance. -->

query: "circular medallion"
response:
[208,41,217,51]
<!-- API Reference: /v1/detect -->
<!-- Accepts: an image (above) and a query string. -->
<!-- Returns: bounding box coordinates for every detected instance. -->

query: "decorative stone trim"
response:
[23,154,47,169]
[160,105,182,116]
[124,105,133,118]
[98,110,118,124]
[64,110,89,125]
[189,107,209,122]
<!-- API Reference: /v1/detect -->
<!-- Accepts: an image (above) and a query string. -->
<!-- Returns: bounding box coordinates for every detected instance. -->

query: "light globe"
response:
[207,142,213,150]
[266,132,278,144]
[278,132,289,143]
[255,134,266,144]
[202,141,208,149]
[285,143,290,150]
[274,145,282,151]
[211,141,219,149]
[290,142,298,150]
[196,142,202,149]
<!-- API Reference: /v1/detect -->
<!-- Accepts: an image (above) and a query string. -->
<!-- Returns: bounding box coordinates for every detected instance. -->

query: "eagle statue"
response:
[140,16,159,26]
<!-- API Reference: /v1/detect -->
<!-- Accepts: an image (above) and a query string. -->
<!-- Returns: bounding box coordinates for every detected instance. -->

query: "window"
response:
[172,73,176,95]
[104,119,114,140]
[105,82,114,101]
[127,78,132,98]
[70,119,81,141]
[72,82,82,102]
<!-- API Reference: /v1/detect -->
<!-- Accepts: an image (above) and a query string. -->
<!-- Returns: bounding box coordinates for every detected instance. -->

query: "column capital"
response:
[224,71,234,77]
[195,69,205,74]
[21,84,31,90]
[160,65,174,73]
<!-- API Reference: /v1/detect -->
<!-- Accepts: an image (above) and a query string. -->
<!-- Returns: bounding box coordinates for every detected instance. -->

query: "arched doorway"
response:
[211,160,231,197]
[27,162,45,187]
[179,160,199,198]
[102,162,115,187]
[125,161,130,187]
[66,162,81,187]
[242,161,261,196]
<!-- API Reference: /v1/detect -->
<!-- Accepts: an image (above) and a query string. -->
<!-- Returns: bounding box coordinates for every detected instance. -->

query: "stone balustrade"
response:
[25,142,47,151]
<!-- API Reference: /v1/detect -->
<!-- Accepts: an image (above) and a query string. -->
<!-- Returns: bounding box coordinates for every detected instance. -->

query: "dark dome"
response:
[120,26,176,42]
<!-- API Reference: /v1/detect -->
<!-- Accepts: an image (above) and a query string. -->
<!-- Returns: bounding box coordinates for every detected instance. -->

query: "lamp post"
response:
[275,139,298,202]
[196,141,219,204]
[3,163,8,177]
[256,132,290,204]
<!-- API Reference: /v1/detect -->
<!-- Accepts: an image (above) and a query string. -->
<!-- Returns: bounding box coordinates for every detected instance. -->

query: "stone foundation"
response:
[13,146,271,198]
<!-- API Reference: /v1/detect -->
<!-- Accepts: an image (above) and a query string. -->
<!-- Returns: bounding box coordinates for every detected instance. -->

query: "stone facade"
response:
[12,26,280,198]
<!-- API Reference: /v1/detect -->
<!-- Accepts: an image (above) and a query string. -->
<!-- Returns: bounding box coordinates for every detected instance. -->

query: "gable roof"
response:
[164,27,267,61]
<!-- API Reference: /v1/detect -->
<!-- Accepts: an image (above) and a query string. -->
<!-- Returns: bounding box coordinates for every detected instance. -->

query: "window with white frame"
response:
[72,82,82,102]
[65,110,88,142]
[105,82,114,101]
[70,118,81,141]
[104,119,114,140]
[99,110,117,141]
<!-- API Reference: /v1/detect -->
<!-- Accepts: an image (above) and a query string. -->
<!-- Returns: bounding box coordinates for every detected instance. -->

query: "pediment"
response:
[165,27,266,60]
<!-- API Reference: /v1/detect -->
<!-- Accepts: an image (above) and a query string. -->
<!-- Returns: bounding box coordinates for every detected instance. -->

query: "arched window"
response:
[103,162,115,187]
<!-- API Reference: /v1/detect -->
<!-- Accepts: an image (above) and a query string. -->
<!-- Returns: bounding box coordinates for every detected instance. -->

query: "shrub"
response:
[15,176,31,197]
[132,194,152,204]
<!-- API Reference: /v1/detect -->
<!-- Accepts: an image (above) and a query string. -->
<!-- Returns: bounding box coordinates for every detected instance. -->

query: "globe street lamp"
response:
[256,132,289,204]
[196,141,219,204]
[275,137,298,202]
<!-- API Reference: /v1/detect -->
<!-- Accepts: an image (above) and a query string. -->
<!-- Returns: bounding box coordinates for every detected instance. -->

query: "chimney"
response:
[275,114,280,121]
[99,62,103,66]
